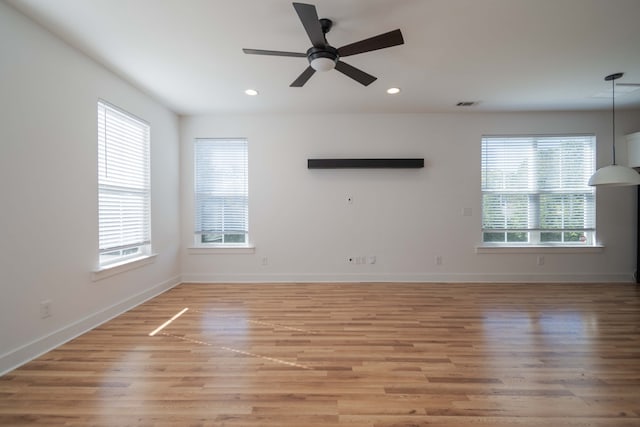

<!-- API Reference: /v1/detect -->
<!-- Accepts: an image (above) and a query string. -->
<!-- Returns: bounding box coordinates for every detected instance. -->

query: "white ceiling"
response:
[7,0,640,115]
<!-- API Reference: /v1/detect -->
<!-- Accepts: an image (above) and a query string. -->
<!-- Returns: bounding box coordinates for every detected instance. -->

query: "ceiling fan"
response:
[242,2,404,87]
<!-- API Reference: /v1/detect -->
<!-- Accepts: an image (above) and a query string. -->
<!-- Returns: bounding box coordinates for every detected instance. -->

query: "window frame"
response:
[193,138,249,248]
[480,134,596,247]
[97,99,151,268]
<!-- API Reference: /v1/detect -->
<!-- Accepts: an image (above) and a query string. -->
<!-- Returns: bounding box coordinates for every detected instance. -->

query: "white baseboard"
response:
[0,275,181,376]
[181,272,634,284]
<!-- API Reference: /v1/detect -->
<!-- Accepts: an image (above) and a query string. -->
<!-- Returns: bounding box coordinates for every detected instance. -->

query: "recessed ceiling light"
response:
[244,89,259,96]
[386,87,401,94]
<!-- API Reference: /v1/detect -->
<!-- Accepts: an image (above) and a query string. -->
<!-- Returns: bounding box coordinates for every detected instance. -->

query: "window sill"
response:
[92,253,157,281]
[475,245,604,254]
[187,245,256,255]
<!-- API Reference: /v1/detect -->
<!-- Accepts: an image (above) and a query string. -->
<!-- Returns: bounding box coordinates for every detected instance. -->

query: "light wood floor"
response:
[1,282,640,426]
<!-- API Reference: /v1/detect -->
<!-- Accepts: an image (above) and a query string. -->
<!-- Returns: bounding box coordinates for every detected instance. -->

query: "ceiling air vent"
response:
[456,101,478,107]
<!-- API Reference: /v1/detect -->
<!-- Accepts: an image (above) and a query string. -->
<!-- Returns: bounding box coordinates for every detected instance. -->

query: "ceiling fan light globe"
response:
[310,57,336,72]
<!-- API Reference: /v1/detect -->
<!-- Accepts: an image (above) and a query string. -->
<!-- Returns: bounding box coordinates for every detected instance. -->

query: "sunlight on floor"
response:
[148,307,189,336]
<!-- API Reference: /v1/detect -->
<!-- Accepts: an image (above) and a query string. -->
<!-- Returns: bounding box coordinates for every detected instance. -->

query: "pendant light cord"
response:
[612,76,617,165]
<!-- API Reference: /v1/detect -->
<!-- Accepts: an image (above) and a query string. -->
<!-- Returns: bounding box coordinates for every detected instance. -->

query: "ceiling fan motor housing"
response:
[307,46,338,71]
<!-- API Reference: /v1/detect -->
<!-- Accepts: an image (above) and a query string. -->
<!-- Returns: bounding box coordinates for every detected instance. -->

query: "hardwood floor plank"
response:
[1,282,639,425]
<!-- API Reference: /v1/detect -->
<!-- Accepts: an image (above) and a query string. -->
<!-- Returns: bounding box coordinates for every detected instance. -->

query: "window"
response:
[194,138,248,246]
[97,100,151,266]
[481,135,595,246]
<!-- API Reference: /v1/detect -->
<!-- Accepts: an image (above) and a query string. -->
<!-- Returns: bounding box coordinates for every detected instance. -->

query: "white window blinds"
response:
[481,135,595,244]
[98,100,150,264]
[194,139,248,240]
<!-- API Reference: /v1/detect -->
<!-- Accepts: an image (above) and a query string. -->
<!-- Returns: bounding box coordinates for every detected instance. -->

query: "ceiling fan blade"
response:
[293,2,326,48]
[335,61,376,86]
[290,66,316,87]
[337,29,404,57]
[243,48,306,57]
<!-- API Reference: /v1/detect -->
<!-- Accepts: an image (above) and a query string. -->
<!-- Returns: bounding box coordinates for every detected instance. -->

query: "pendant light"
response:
[588,73,640,186]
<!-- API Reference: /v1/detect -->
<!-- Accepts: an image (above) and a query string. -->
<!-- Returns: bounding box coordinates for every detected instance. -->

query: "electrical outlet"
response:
[40,300,52,319]
[435,255,443,266]
[261,256,268,266]
[537,255,545,266]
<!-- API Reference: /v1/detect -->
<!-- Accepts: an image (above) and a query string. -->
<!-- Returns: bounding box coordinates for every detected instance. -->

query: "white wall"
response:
[180,111,640,283]
[0,2,181,374]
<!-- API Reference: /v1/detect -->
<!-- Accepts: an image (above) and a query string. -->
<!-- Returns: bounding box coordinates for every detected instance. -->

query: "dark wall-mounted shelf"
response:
[307,158,424,169]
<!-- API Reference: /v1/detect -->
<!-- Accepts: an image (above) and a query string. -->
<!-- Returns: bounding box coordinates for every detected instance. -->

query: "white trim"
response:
[187,246,255,255]
[0,275,180,376]
[97,98,149,126]
[475,245,604,254]
[92,253,158,281]
[180,271,631,284]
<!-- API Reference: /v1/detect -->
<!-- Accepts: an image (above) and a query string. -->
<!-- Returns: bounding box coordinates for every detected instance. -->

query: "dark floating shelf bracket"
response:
[307,158,424,169]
